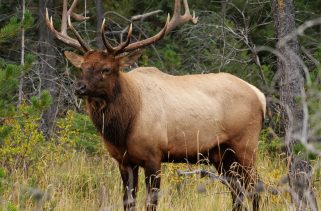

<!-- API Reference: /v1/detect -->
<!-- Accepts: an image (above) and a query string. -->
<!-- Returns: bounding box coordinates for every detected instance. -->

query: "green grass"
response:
[1,150,320,210]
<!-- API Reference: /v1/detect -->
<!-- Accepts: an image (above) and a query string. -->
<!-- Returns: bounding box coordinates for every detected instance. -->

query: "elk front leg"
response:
[119,164,139,211]
[144,162,161,211]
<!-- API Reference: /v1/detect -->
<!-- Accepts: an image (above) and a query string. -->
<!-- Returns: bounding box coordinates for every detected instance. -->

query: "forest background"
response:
[0,0,321,210]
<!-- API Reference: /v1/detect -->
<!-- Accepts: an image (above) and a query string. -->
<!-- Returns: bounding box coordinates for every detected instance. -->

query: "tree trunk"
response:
[272,0,317,210]
[95,0,104,49]
[18,0,25,107]
[38,0,59,137]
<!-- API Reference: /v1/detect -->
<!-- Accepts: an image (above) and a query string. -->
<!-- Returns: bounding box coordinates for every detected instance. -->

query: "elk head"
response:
[46,0,198,101]
[62,18,168,100]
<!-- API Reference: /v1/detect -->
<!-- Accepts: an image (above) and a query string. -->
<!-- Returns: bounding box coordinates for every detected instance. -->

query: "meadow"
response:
[1,127,320,211]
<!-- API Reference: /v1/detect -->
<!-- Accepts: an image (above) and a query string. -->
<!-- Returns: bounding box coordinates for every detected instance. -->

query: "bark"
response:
[273,0,303,136]
[95,0,104,49]
[18,0,25,107]
[38,0,59,137]
[272,0,317,210]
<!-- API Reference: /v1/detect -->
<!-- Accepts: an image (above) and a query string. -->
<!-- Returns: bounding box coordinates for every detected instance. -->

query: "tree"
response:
[38,0,58,136]
[95,0,104,48]
[272,0,317,209]
[0,4,34,117]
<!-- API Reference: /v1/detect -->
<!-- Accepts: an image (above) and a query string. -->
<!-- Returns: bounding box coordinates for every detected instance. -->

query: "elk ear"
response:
[117,50,142,68]
[64,51,84,68]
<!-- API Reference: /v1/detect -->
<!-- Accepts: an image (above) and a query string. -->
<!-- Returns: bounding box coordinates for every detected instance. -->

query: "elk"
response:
[46,0,266,210]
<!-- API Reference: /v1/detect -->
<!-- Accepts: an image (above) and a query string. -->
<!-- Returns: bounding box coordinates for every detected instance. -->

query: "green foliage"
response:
[259,128,283,156]
[0,125,12,142]
[0,167,5,195]
[24,53,36,70]
[30,90,52,113]
[162,45,181,70]
[104,0,134,16]
[0,168,4,178]
[262,64,273,82]
[7,203,18,211]
[0,8,35,116]
[0,10,34,45]
[0,102,46,173]
[0,16,20,44]
[0,62,22,116]
[0,53,35,117]
[57,111,100,154]
[150,42,182,73]
[293,143,317,161]
[0,96,82,175]
[22,10,34,28]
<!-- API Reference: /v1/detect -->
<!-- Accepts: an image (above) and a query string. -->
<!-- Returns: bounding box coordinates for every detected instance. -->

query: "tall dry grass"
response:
[1,149,320,210]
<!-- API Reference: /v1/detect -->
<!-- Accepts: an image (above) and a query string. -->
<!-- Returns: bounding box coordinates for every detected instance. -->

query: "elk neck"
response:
[86,72,141,147]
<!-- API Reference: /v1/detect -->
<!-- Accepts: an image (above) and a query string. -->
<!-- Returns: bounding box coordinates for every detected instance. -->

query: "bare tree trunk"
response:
[95,0,104,48]
[17,0,25,107]
[38,0,59,137]
[272,0,317,210]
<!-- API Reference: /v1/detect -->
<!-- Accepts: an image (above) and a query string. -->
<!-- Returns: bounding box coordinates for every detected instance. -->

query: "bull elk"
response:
[46,0,266,210]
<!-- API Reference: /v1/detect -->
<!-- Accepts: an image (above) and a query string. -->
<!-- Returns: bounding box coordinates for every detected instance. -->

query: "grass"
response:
[1,150,320,210]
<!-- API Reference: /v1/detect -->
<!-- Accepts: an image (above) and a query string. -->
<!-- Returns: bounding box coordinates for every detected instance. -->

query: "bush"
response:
[0,91,77,174]
[0,102,45,173]
[57,110,101,155]
[259,127,284,156]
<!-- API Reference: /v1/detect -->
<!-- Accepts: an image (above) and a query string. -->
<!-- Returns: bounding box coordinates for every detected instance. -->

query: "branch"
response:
[177,169,227,184]
[131,10,163,22]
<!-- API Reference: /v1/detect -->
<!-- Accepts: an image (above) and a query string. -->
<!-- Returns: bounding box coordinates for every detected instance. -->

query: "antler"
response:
[48,0,197,54]
[101,20,133,55]
[165,0,198,35]
[45,0,91,53]
[101,15,170,54]
[101,0,197,55]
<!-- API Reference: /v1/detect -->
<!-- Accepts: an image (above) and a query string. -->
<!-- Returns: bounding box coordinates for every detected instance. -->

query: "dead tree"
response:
[272,0,317,210]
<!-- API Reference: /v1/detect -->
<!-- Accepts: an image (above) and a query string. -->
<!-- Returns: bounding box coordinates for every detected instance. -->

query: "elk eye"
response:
[101,68,112,75]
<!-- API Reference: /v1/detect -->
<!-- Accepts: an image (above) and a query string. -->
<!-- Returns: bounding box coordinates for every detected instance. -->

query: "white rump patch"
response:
[246,83,267,118]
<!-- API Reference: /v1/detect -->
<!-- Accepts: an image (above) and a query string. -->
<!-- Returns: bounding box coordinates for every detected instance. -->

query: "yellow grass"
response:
[1,151,320,210]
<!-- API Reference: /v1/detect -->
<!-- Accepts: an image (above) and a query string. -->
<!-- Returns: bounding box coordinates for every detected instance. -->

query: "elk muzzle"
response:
[74,81,88,97]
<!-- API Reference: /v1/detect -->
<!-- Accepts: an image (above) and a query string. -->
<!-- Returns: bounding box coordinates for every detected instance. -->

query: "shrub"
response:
[56,110,101,155]
[259,127,284,156]
[0,102,45,173]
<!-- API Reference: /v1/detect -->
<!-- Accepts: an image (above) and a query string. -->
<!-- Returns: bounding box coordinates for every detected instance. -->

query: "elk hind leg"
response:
[210,144,259,211]
[233,139,261,211]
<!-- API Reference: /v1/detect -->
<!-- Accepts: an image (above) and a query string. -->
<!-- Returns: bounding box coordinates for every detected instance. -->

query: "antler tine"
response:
[61,0,68,35]
[122,14,170,53]
[69,0,90,21]
[45,0,90,53]
[68,0,78,15]
[101,18,117,54]
[165,0,198,35]
[112,23,133,54]
[182,0,198,24]
[68,15,91,52]
[101,19,133,55]
[45,8,86,52]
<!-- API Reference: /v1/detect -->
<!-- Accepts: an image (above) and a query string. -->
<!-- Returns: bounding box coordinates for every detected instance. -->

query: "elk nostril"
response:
[75,82,87,94]
[79,84,86,90]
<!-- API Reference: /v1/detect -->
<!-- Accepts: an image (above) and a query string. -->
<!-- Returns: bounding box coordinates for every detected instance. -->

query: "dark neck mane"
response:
[86,72,140,147]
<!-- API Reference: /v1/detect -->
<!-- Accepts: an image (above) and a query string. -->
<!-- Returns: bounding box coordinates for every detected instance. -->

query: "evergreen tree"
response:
[0,10,34,117]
